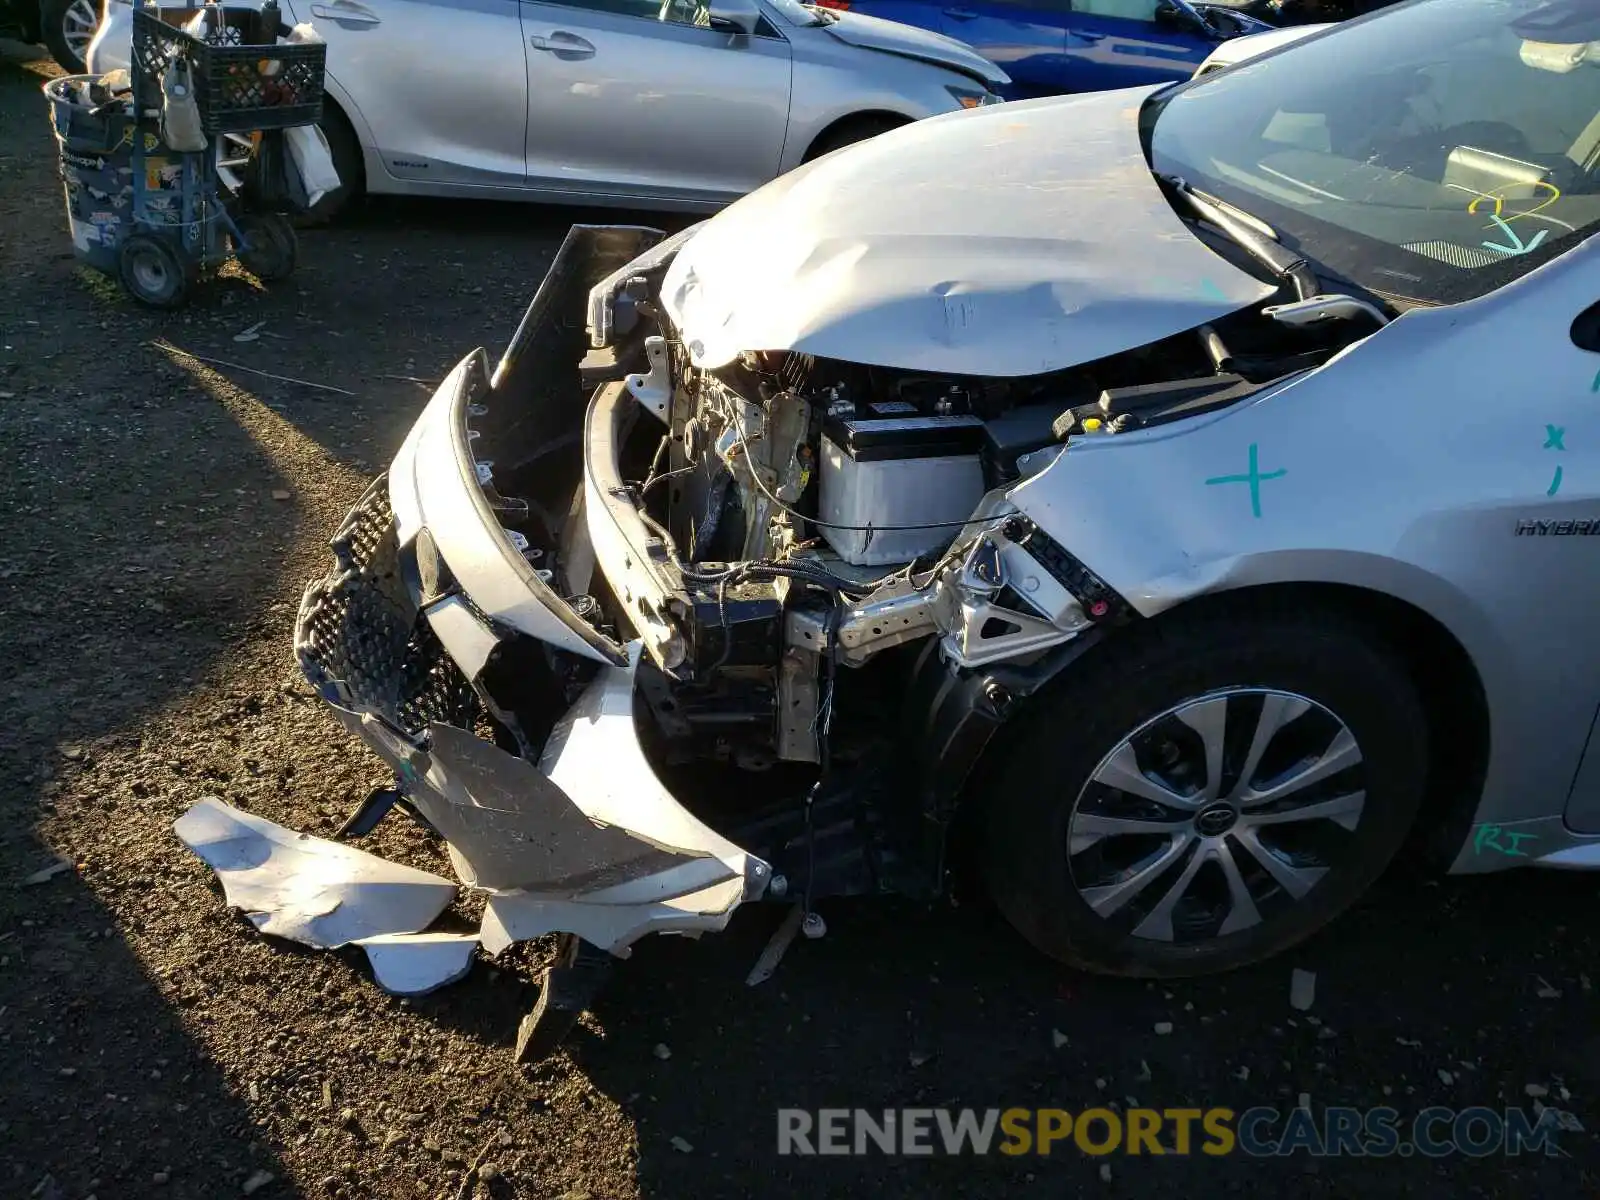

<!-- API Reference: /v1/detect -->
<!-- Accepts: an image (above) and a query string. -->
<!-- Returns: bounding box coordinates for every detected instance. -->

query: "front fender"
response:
[1000,287,1594,864]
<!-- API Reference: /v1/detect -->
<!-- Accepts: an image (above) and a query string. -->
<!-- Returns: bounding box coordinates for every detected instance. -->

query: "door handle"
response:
[943,7,978,18]
[309,3,379,23]
[529,30,596,58]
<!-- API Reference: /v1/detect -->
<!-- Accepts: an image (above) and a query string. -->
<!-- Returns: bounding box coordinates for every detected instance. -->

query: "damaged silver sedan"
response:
[233,0,1600,1057]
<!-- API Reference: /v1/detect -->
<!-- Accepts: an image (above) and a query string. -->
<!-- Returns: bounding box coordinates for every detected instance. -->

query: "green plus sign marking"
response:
[1205,443,1286,518]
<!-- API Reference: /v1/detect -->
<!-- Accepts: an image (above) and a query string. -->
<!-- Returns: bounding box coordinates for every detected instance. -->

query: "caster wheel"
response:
[118,233,191,310]
[235,213,299,282]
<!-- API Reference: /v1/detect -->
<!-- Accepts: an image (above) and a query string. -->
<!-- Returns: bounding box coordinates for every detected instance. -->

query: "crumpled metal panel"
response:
[660,88,1274,377]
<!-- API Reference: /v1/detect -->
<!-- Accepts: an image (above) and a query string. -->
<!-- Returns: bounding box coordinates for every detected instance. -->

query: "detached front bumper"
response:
[291,228,772,958]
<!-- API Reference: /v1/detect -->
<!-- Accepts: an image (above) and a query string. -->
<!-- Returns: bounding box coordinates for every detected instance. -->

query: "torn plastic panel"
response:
[176,798,481,997]
[174,796,457,949]
[294,471,770,959]
[298,649,769,957]
[358,933,480,997]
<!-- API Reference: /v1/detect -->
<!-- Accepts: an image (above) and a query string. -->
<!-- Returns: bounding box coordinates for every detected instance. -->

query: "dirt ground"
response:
[2,40,1598,1200]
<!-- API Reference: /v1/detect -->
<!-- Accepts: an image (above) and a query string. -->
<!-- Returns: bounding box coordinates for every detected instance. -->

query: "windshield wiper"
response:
[1157,172,1319,301]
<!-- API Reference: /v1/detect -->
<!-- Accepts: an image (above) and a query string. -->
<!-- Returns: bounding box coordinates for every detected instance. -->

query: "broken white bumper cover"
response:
[211,327,769,971]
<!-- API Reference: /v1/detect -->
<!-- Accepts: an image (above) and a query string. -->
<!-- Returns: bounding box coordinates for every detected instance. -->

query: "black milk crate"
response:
[132,7,326,134]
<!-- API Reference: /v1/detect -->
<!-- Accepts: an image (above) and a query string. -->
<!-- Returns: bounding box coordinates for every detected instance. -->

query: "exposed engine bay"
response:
[508,213,1394,783]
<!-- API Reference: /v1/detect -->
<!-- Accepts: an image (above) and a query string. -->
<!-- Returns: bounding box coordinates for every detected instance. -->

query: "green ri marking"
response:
[1473,824,1537,857]
[1545,424,1566,450]
[1204,443,1287,518]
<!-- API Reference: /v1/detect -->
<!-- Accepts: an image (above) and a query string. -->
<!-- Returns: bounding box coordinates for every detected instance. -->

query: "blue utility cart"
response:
[45,1,326,308]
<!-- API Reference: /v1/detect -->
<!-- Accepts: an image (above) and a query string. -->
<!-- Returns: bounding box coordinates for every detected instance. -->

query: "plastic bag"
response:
[160,58,207,153]
[285,123,340,208]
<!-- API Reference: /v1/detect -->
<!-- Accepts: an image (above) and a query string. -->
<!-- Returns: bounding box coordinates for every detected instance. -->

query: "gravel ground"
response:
[2,40,1598,1200]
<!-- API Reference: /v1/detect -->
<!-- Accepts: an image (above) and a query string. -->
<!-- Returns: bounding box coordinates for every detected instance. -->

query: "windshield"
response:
[1147,0,1600,305]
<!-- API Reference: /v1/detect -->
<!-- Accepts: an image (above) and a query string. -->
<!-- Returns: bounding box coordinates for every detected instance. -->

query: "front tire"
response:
[981,608,1428,978]
[41,0,98,73]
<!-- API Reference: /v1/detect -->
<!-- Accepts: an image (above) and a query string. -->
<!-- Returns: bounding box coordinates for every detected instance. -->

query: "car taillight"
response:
[815,0,851,9]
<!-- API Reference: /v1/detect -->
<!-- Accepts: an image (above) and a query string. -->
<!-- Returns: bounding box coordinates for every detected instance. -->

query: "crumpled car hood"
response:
[818,10,1009,89]
[660,88,1277,377]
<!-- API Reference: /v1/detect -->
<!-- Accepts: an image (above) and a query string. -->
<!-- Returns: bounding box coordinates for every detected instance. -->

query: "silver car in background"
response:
[87,0,1008,217]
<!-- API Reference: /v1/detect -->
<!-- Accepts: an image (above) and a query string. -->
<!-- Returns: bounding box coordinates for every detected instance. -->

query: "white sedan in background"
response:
[88,0,1008,219]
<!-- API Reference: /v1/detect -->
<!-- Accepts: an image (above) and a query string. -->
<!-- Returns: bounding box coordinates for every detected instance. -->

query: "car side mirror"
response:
[707,0,761,33]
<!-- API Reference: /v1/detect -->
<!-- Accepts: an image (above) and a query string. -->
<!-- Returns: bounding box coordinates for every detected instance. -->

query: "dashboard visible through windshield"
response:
[1145,0,1600,305]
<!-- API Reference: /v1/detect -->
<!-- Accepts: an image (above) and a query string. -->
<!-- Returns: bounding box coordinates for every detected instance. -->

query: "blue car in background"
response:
[813,0,1279,97]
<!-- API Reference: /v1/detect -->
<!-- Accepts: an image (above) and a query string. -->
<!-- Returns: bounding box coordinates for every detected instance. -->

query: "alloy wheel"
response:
[61,0,98,60]
[1066,688,1367,944]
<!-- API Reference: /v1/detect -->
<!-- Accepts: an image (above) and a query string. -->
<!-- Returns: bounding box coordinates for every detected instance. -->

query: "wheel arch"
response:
[316,80,373,180]
[913,577,1492,891]
[801,109,914,163]
[1143,581,1491,869]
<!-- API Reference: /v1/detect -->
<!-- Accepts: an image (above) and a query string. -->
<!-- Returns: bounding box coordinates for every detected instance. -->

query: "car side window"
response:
[552,0,764,30]
[563,0,663,17]
[1073,0,1162,21]
[657,0,712,24]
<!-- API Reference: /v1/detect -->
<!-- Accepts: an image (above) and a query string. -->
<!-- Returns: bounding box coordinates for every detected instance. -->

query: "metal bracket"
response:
[785,580,938,668]
[938,595,1080,668]
[623,335,671,421]
[931,530,1090,668]
[776,648,821,763]
[1263,293,1389,328]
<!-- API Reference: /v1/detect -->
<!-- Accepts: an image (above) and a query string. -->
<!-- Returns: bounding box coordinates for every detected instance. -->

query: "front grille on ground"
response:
[295,475,476,737]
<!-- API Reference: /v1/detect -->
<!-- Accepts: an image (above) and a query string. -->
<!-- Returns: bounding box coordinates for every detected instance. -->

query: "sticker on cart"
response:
[143,131,160,151]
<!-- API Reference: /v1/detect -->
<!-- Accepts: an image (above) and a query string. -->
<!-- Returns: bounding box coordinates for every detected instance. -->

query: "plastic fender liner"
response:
[904,624,1120,890]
